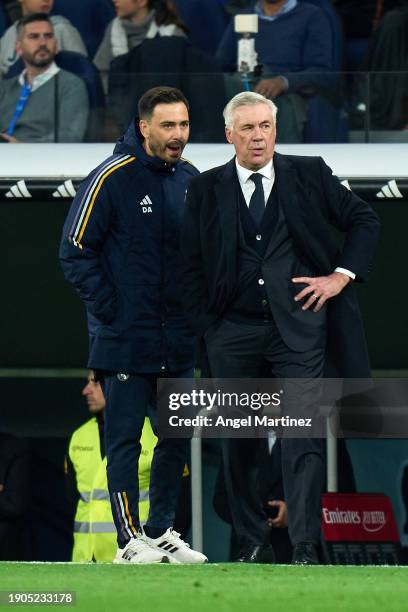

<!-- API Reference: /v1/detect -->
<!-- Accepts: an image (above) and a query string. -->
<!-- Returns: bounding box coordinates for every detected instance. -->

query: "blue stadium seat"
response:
[51,0,115,58]
[54,51,105,111]
[346,38,370,71]
[173,0,229,55]
[0,4,9,37]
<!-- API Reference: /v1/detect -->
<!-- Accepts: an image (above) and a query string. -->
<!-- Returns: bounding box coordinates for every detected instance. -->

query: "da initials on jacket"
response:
[139,194,153,214]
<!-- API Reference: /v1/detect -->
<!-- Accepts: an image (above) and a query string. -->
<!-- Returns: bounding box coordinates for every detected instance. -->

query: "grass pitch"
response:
[1,563,408,612]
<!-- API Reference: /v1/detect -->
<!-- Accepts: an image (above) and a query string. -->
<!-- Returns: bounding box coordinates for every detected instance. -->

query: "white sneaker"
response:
[144,528,208,564]
[114,534,170,564]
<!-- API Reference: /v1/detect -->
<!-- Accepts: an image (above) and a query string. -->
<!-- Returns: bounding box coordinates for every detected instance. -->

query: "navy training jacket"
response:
[59,121,199,374]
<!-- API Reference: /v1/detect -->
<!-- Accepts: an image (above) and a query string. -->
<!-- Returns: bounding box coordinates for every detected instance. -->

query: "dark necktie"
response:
[248,173,265,227]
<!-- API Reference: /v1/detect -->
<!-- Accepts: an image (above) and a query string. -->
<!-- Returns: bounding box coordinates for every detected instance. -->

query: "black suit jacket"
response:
[181,153,380,378]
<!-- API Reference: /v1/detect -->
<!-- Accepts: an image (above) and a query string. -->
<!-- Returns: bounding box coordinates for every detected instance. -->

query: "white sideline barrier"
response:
[0,143,407,179]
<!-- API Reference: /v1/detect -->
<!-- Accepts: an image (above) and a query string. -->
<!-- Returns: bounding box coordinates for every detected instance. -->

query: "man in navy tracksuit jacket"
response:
[59,87,207,564]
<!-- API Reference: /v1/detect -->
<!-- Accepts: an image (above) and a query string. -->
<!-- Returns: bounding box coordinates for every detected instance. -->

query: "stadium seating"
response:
[173,0,229,55]
[301,0,343,70]
[51,0,115,58]
[54,51,105,112]
[301,0,348,143]
[346,38,370,71]
[0,4,9,37]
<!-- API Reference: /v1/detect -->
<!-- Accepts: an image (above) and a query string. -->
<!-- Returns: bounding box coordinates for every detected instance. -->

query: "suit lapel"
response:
[214,158,239,258]
[271,152,332,272]
[213,154,327,273]
[263,153,299,259]
[272,152,301,227]
[215,155,305,263]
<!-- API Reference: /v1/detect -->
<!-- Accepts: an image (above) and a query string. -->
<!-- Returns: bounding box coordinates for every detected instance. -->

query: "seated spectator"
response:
[216,0,333,142]
[0,13,89,142]
[94,0,187,76]
[0,0,87,75]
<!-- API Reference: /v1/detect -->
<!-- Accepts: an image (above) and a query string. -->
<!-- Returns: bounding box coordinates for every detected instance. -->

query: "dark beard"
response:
[28,49,54,69]
[148,140,166,159]
[31,57,53,68]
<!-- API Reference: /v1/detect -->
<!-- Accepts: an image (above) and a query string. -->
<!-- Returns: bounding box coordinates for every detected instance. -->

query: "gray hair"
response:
[223,91,278,129]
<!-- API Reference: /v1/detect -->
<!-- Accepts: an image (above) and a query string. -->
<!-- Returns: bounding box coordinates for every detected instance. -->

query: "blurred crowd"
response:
[0,0,407,143]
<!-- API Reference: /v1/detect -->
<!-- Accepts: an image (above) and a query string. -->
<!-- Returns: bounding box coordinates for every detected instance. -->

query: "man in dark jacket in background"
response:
[59,86,206,565]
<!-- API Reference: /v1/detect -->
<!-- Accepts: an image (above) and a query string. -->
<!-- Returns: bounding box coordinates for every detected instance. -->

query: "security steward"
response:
[65,371,157,562]
[60,87,206,564]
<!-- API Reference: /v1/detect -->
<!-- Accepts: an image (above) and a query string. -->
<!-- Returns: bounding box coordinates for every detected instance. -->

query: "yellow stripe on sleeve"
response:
[77,156,136,247]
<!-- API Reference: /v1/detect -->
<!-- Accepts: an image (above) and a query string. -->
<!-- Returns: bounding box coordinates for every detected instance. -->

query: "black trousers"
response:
[205,318,325,546]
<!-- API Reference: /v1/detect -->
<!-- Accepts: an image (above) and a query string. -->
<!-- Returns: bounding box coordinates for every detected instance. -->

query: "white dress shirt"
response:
[235,158,274,206]
[234,157,355,281]
[18,62,60,92]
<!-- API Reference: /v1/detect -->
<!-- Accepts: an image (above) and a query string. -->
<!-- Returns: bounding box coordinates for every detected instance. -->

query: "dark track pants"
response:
[103,369,191,548]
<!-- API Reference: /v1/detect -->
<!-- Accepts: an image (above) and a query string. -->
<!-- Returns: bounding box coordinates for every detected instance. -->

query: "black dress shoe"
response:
[236,544,276,563]
[292,542,319,565]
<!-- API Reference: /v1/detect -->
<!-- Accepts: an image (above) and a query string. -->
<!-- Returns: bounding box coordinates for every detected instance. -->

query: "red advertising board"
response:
[322,493,399,542]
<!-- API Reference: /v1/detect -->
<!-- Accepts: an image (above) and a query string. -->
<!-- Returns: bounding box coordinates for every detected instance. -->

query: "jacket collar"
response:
[19,61,60,92]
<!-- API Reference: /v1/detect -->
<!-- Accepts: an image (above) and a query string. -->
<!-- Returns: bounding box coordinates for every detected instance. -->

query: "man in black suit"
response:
[181,91,380,564]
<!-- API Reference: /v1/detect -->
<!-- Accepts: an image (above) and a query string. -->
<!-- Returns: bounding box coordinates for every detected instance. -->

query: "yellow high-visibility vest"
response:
[69,417,157,562]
